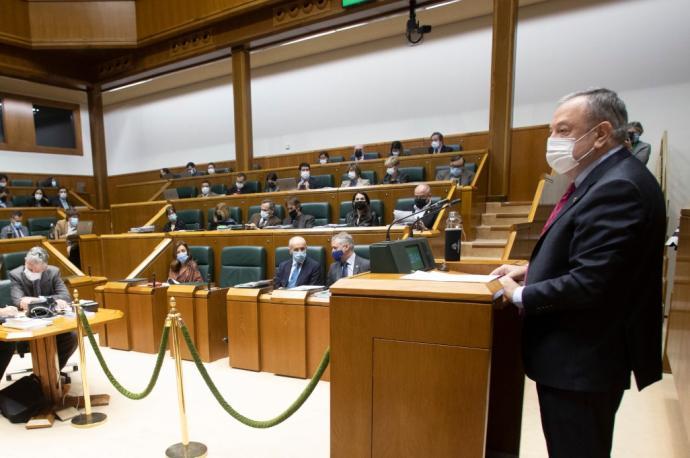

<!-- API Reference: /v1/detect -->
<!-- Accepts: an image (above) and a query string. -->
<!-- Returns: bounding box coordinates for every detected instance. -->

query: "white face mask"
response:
[201,186,210,195]
[546,125,598,175]
[386,167,395,176]
[319,158,327,164]
[391,150,400,156]
[24,268,42,282]
[236,182,244,189]
[300,171,310,180]
[348,171,357,180]
[207,167,215,174]
[431,140,440,149]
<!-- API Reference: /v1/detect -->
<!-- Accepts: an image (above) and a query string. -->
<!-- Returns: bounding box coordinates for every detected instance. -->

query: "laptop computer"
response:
[276,177,298,191]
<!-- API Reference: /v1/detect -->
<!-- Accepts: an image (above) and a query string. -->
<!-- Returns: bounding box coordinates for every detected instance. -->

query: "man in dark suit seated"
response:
[247,199,282,229]
[1,210,29,239]
[1,247,78,380]
[50,187,75,210]
[326,232,370,287]
[283,196,315,228]
[273,236,323,288]
[185,162,204,177]
[410,183,439,230]
[494,88,665,458]
[427,131,455,154]
[227,173,249,195]
[435,156,475,186]
[296,163,321,190]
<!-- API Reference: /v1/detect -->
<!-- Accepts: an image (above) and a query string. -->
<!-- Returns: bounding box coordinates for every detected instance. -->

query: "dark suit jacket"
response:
[247,213,282,228]
[9,265,71,305]
[163,220,185,232]
[30,197,51,207]
[282,213,315,229]
[382,172,409,184]
[296,177,321,190]
[345,210,380,227]
[326,254,370,287]
[522,147,665,392]
[227,185,249,195]
[631,141,651,165]
[50,196,75,209]
[0,224,29,239]
[273,256,323,288]
[427,145,454,154]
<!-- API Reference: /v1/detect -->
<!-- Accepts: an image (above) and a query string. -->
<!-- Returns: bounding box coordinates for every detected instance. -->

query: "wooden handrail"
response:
[126,238,172,279]
[68,189,95,209]
[527,177,547,223]
[148,181,172,202]
[432,184,458,232]
[144,203,171,227]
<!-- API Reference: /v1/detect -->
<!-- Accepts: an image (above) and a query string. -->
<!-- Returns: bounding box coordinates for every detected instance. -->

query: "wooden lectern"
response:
[330,270,524,458]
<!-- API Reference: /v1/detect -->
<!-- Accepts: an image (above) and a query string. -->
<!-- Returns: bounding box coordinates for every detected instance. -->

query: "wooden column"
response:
[488,0,518,198]
[232,45,254,172]
[87,85,110,209]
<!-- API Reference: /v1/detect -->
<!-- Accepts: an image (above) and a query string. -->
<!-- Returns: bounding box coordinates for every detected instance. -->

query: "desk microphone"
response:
[385,198,459,241]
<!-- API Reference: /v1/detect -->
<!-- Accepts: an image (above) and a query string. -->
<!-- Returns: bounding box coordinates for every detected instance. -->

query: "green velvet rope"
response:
[78,309,170,400]
[178,318,330,428]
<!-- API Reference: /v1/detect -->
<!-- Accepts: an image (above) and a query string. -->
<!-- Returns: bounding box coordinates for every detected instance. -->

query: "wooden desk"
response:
[0,309,123,404]
[329,268,523,458]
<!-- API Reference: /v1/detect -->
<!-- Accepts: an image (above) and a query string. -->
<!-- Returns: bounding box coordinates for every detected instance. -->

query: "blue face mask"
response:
[13,221,22,229]
[292,251,306,264]
[450,167,462,177]
[168,213,177,222]
[332,249,344,262]
[177,252,188,264]
[69,217,79,227]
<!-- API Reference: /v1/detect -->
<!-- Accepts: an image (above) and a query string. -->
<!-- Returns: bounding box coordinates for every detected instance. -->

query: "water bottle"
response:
[444,211,462,261]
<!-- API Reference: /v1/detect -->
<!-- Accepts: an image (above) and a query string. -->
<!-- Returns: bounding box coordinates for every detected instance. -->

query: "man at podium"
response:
[493,88,665,457]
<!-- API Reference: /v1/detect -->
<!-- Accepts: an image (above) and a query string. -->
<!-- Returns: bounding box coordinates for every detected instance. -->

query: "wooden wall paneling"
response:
[0,97,35,148]
[102,282,132,350]
[87,86,110,208]
[232,45,253,172]
[0,0,30,47]
[226,287,266,371]
[114,179,175,204]
[78,234,104,277]
[127,285,168,353]
[79,209,112,235]
[98,233,166,279]
[0,43,89,89]
[128,237,173,283]
[27,1,137,48]
[508,124,550,201]
[259,290,308,378]
[306,297,330,381]
[110,200,166,233]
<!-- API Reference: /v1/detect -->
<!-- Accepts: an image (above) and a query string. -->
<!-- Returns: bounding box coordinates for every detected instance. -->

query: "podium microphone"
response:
[385,198,460,241]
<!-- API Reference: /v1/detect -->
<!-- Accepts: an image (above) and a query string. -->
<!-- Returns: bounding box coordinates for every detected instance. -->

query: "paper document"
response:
[2,317,52,330]
[401,271,499,283]
[289,285,325,291]
[393,209,419,224]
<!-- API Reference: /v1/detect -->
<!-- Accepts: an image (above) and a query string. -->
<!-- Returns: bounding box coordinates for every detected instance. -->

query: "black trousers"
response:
[536,383,624,458]
[0,332,78,380]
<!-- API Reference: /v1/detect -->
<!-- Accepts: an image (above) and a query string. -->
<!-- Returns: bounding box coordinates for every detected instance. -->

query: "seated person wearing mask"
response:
[0,174,11,208]
[264,172,279,192]
[199,180,218,197]
[206,162,217,175]
[283,197,315,229]
[389,141,404,157]
[273,236,323,288]
[208,203,237,230]
[54,208,83,266]
[51,187,74,209]
[340,164,370,188]
[1,210,28,238]
[163,205,185,232]
[185,162,203,177]
[228,173,249,195]
[327,232,370,287]
[350,145,366,162]
[625,121,651,165]
[296,163,320,190]
[428,132,454,154]
[247,199,282,229]
[382,156,409,184]
[410,183,440,230]
[38,177,59,188]
[346,191,380,227]
[2,247,78,379]
[435,155,475,186]
[168,241,203,283]
[318,151,330,165]
[30,188,51,207]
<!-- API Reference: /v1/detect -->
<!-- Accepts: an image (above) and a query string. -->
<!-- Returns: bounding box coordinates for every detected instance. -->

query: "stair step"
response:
[475,225,512,239]
[481,213,529,225]
[486,202,533,214]
[460,239,507,258]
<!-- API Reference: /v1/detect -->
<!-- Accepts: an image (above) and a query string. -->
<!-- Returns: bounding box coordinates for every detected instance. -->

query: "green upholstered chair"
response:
[399,166,425,182]
[329,156,344,163]
[395,196,441,211]
[0,220,10,233]
[465,162,477,173]
[248,204,285,221]
[10,179,33,187]
[1,251,27,280]
[354,244,371,260]
[175,186,197,199]
[206,207,242,227]
[363,152,379,160]
[340,170,377,185]
[312,174,334,188]
[300,202,330,226]
[11,195,33,207]
[0,279,12,307]
[27,217,57,237]
[274,246,326,280]
[219,246,266,287]
[189,246,214,283]
[447,144,463,152]
[176,209,202,230]
[338,199,383,225]
[210,184,228,195]
[215,168,231,174]
[243,180,260,193]
[403,149,412,156]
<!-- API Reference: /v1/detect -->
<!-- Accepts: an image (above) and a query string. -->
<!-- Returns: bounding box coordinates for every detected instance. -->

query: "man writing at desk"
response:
[1,247,77,380]
[273,236,322,288]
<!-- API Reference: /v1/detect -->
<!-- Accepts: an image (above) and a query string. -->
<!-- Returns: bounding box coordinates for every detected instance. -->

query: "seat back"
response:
[399,166,425,182]
[206,207,242,226]
[338,200,383,225]
[395,196,441,211]
[176,209,202,230]
[27,217,57,236]
[465,162,477,173]
[0,220,10,233]
[354,244,371,260]
[175,186,197,199]
[12,195,33,207]
[248,204,285,221]
[219,246,266,287]
[363,152,379,160]
[210,184,227,195]
[274,246,326,280]
[435,165,450,180]
[189,246,214,283]
[447,144,463,152]
[329,156,344,163]
[243,180,260,193]
[215,167,231,174]
[300,202,330,226]
[1,251,27,280]
[10,179,33,187]
[0,279,12,306]
[312,174,333,188]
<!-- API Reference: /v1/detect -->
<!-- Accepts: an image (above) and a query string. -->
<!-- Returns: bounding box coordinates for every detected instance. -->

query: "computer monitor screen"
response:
[405,245,424,271]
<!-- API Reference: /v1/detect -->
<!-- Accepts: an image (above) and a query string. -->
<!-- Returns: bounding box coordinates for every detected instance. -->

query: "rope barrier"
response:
[178,319,330,428]
[78,309,170,400]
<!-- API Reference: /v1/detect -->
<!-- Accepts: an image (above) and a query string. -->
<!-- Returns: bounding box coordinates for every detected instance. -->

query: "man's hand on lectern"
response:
[498,276,520,303]
[490,264,528,282]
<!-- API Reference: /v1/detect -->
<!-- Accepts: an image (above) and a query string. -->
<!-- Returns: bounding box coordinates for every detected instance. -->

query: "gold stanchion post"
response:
[165,297,207,458]
[71,289,107,428]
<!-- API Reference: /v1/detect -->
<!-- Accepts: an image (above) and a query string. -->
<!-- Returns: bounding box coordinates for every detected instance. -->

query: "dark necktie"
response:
[541,183,576,235]
[341,262,348,278]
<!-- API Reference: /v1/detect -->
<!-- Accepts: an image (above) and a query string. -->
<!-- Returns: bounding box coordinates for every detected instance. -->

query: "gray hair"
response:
[333,232,354,248]
[25,246,49,265]
[559,88,628,143]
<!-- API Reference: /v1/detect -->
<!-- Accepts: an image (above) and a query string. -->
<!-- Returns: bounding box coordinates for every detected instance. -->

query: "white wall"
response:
[0,76,94,176]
